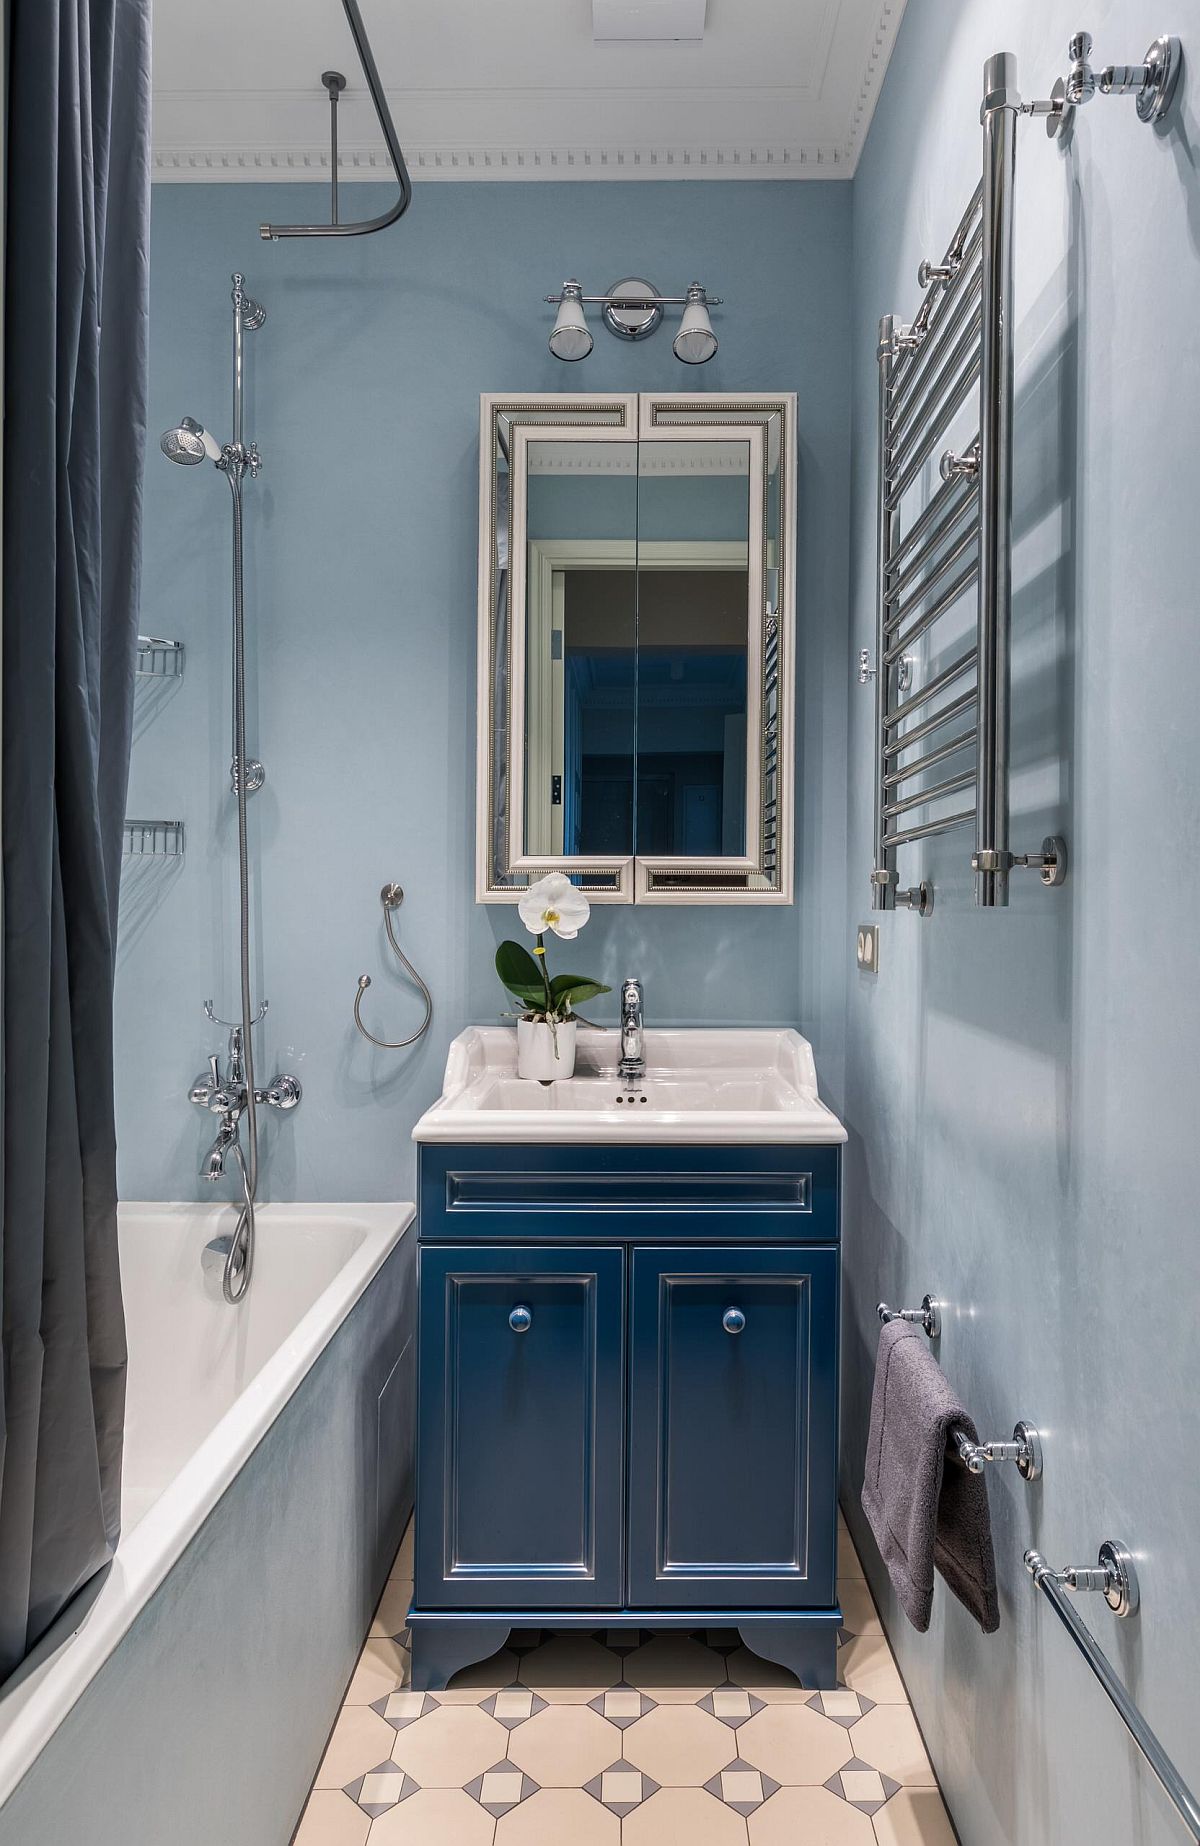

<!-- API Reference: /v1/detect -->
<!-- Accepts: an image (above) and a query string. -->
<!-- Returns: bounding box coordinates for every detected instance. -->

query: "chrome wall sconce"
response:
[546,277,722,364]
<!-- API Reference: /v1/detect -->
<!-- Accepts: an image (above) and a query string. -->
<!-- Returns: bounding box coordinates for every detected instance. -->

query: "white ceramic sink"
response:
[412,1027,847,1145]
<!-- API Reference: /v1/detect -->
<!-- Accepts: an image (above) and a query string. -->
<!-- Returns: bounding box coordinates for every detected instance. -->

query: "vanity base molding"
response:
[407,1607,842,1695]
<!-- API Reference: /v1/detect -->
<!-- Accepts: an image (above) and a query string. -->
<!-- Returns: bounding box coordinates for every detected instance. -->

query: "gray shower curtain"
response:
[0,0,151,1680]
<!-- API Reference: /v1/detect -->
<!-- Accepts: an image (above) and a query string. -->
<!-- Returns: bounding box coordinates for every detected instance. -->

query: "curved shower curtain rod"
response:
[260,0,412,241]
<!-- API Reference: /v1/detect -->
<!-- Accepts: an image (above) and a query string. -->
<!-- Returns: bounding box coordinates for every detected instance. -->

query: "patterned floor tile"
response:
[314,1707,397,1790]
[738,1701,855,1784]
[292,1789,370,1846]
[389,1702,508,1786]
[813,1688,875,1728]
[582,1757,660,1817]
[435,1647,520,1703]
[371,1578,413,1641]
[343,1761,416,1819]
[838,1635,908,1704]
[622,1703,735,1785]
[368,1787,494,1844]
[518,1633,623,1701]
[508,1702,624,1785]
[700,1687,766,1727]
[839,1577,884,1638]
[587,1685,655,1727]
[371,1690,436,1732]
[824,1757,900,1815]
[723,1645,813,1696]
[871,1786,959,1846]
[481,1685,547,1729]
[622,1786,748,1844]
[749,1785,877,1844]
[703,1756,781,1815]
[494,1786,619,1844]
[344,1636,409,1705]
[622,1633,725,1702]
[848,1704,937,1786]
[464,1760,539,1816]
[292,1512,956,1846]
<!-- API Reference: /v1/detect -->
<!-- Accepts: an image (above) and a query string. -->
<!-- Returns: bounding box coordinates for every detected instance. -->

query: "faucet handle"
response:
[189,1054,223,1108]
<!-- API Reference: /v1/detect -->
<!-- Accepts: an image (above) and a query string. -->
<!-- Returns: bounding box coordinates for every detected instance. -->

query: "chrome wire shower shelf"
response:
[135,636,185,678]
[123,819,185,859]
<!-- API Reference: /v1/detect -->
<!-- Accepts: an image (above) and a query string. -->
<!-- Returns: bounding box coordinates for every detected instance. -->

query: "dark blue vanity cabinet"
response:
[409,1144,842,1690]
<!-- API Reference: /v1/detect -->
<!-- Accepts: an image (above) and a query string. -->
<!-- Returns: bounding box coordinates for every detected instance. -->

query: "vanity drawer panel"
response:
[419,1144,840,1243]
[626,1245,838,1608]
[416,1244,625,1608]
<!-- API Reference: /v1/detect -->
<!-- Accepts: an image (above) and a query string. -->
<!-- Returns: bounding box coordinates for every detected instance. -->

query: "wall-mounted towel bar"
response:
[878,1296,941,1339]
[952,1420,1042,1482]
[1026,1543,1200,1841]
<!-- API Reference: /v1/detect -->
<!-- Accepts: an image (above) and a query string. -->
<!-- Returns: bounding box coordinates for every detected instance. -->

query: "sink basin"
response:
[412,1027,847,1145]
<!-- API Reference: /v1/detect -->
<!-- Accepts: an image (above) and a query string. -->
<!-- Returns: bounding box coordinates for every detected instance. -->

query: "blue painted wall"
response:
[118,180,852,1202]
[842,6,1200,1844]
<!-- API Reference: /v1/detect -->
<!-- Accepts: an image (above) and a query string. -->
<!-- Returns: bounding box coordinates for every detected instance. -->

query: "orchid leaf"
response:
[549,975,612,1012]
[495,939,546,1007]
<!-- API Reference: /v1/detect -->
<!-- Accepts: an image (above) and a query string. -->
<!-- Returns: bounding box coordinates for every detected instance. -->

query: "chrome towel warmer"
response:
[1026,1542,1200,1842]
[870,52,1069,911]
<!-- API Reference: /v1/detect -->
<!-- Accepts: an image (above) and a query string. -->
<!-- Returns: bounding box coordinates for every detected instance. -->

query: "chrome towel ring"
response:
[353,882,433,1050]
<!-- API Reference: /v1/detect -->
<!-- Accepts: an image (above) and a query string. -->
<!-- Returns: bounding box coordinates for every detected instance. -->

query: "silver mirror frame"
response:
[475,392,796,906]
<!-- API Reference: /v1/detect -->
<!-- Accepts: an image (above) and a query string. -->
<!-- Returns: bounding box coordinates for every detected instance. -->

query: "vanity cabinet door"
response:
[416,1245,624,1607]
[626,1246,837,1608]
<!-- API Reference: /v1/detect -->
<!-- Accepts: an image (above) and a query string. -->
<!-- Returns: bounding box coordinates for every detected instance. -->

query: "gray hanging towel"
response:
[860,1319,1000,1634]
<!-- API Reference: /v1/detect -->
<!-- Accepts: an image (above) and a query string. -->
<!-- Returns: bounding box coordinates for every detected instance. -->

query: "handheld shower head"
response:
[160,416,222,466]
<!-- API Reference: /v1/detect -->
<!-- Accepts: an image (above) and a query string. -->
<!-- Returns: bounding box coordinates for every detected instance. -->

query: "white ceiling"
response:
[151,0,907,183]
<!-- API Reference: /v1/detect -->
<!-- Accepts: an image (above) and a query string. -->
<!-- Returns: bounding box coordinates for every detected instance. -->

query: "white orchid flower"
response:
[518,872,590,942]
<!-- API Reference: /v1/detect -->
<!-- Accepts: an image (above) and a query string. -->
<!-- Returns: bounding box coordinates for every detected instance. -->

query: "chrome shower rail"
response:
[1025,1545,1200,1842]
[871,51,1067,910]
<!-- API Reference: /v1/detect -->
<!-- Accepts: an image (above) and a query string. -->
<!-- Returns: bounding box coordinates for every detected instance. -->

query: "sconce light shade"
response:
[549,281,593,361]
[673,282,718,364]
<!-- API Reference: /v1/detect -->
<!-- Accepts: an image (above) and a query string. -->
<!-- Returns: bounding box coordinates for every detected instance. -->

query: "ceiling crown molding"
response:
[153,140,851,182]
[151,0,907,183]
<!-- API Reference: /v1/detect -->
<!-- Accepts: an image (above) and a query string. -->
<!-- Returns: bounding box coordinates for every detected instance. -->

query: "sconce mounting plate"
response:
[603,278,664,342]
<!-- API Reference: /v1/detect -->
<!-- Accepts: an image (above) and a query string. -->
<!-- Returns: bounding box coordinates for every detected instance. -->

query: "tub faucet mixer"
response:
[189,1025,302,1181]
[619,976,645,1084]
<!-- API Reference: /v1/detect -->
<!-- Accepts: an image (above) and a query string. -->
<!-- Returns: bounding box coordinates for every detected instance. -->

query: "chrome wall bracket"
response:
[954,1420,1043,1482]
[896,881,934,916]
[1036,30,1182,140]
[971,835,1067,888]
[878,1295,942,1339]
[1026,1540,1138,1618]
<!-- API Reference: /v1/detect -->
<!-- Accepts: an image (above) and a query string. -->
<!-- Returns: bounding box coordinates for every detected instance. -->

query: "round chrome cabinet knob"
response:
[509,1305,533,1334]
[722,1307,746,1335]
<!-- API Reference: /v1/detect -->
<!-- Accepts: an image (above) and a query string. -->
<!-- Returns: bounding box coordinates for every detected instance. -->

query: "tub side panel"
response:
[0,1230,415,1846]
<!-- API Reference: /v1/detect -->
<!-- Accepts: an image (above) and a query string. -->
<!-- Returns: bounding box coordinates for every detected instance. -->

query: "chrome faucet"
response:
[618,976,645,1084]
[189,1025,301,1181]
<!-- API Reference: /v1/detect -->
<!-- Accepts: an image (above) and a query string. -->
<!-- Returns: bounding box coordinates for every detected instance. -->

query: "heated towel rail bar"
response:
[1025,1543,1200,1842]
[870,52,1068,911]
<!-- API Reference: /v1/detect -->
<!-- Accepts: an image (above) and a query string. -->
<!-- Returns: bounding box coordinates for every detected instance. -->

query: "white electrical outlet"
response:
[856,923,880,974]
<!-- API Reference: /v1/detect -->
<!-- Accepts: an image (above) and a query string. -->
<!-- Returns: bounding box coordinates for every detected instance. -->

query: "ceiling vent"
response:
[592,0,706,42]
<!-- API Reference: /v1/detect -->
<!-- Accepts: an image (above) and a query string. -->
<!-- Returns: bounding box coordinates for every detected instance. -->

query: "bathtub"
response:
[0,1200,416,1846]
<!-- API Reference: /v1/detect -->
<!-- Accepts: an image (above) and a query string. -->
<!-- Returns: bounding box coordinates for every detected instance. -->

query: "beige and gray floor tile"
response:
[292,1789,371,1846]
[291,1515,956,1846]
[750,1784,877,1845]
[496,1786,619,1844]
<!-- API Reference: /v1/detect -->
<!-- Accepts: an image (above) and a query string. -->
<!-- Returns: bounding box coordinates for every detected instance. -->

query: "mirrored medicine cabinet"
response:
[476,393,796,905]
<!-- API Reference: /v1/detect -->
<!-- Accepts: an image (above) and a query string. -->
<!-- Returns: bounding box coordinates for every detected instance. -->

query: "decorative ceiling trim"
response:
[842,0,908,167]
[151,0,908,182]
[153,141,852,181]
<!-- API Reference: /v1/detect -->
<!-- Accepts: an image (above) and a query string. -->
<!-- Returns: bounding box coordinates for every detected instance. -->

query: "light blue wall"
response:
[842,6,1200,1845]
[118,180,852,1202]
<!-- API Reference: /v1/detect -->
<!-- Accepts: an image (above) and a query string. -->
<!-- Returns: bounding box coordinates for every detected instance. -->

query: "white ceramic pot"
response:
[516,1018,577,1082]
